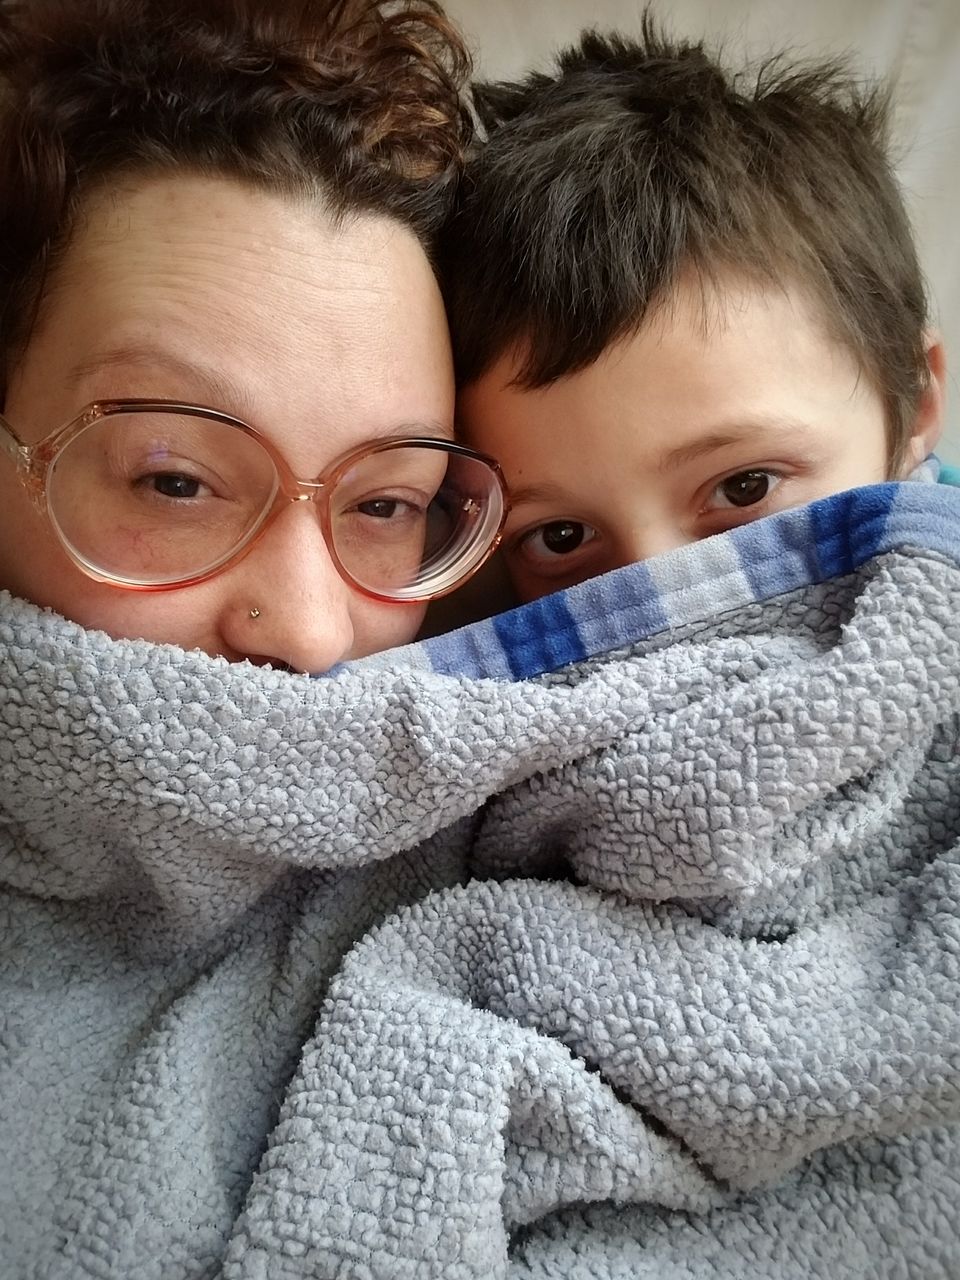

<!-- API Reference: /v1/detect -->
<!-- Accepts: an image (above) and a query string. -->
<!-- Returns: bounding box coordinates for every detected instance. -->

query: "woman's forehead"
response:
[13,173,454,461]
[60,174,425,331]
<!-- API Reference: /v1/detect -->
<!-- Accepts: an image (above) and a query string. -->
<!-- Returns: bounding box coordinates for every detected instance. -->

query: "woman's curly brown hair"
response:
[0,0,473,398]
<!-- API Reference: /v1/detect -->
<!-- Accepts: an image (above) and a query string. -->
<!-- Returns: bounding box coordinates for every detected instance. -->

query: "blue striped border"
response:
[345,474,960,683]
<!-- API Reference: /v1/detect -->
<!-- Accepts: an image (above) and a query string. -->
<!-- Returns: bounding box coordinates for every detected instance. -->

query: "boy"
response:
[443,20,947,603]
[233,27,960,1277]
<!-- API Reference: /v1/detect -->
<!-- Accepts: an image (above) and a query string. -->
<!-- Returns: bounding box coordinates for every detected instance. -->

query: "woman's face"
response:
[0,174,454,671]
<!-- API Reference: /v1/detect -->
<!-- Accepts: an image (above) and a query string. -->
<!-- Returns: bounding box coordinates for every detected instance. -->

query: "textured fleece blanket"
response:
[2,473,959,1279]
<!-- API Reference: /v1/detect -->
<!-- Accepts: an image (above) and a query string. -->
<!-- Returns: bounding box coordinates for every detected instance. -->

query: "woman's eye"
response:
[144,472,205,500]
[709,470,781,510]
[135,471,208,499]
[356,497,420,519]
[521,520,597,559]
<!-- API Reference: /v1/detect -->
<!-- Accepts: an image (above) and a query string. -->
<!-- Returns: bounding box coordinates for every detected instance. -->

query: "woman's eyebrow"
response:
[66,344,256,419]
[66,344,452,440]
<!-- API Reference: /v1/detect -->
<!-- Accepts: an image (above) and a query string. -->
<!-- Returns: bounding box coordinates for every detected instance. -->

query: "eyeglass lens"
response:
[44,410,502,596]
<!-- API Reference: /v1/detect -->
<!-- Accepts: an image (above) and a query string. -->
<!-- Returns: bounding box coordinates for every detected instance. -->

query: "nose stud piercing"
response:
[249,607,261,619]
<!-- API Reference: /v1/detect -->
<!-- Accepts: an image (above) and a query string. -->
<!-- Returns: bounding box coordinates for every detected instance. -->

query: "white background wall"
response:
[444,0,960,462]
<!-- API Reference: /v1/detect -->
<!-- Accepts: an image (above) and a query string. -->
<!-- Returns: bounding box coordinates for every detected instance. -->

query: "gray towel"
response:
[223,513,960,1277]
[2,479,959,1278]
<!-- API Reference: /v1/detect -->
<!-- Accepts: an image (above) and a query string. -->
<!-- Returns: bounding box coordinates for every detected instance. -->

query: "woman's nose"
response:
[221,504,356,673]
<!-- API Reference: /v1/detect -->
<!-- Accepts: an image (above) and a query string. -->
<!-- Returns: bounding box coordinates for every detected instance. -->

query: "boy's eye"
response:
[520,519,598,559]
[709,470,781,510]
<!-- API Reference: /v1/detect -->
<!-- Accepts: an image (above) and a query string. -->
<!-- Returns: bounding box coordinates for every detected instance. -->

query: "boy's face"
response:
[458,273,938,603]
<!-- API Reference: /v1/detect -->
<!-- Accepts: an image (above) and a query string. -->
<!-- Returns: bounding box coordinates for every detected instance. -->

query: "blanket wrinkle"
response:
[3,600,764,900]
[225,863,960,1276]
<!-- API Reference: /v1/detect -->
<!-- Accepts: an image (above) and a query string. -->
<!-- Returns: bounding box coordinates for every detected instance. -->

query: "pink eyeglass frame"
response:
[0,398,509,600]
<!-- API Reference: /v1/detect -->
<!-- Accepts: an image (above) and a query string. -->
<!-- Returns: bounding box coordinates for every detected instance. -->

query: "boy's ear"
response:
[899,329,946,475]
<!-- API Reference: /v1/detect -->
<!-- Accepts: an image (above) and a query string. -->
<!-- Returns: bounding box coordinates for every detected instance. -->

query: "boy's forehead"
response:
[462,271,841,402]
[457,271,877,463]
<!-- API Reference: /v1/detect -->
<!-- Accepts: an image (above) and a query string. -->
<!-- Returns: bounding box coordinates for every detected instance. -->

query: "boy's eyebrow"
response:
[506,481,574,508]
[658,420,815,473]
[507,419,821,510]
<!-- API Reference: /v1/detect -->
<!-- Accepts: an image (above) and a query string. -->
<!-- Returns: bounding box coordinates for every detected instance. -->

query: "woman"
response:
[0,0,505,672]
[0,1,506,1273]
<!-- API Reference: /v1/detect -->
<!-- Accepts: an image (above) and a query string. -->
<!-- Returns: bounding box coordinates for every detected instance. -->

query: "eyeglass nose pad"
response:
[19,456,48,512]
[289,479,326,502]
[280,481,330,546]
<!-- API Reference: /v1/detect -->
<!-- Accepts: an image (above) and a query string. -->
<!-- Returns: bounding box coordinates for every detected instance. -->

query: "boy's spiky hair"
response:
[442,17,928,467]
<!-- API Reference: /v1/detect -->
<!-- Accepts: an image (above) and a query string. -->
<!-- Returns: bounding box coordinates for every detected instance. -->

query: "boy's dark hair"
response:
[442,19,929,468]
[0,0,472,400]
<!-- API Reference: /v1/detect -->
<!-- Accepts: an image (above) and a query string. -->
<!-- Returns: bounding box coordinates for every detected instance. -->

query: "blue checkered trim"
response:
[344,467,960,683]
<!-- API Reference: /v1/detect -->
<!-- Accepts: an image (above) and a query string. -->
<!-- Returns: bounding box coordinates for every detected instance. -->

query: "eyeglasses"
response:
[0,399,508,600]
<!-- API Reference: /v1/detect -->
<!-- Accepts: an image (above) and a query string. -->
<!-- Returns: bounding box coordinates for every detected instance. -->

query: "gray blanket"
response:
[2,479,959,1277]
